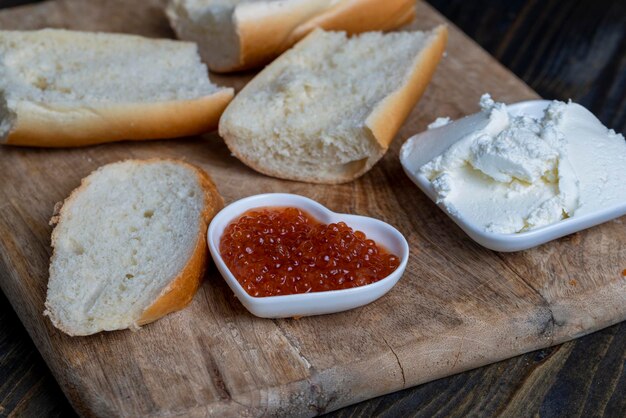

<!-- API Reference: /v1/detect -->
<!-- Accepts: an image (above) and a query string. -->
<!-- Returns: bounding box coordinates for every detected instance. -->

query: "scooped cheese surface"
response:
[419,95,626,234]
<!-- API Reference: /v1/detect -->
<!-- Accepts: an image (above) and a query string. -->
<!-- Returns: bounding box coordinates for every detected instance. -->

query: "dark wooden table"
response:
[1,1,625,417]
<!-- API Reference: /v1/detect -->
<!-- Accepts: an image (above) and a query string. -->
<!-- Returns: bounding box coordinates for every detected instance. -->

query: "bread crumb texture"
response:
[220,29,439,183]
[45,160,208,335]
[167,0,246,70]
[0,29,218,106]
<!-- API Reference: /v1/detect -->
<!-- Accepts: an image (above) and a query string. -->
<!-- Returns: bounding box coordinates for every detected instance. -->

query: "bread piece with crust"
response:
[166,0,416,72]
[218,26,448,184]
[45,159,224,336]
[0,29,234,147]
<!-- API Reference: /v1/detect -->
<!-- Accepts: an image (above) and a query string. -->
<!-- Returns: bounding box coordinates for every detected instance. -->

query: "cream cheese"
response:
[418,94,626,234]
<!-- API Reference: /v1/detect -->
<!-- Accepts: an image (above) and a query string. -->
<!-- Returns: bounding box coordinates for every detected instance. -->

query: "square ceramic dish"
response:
[400,100,626,252]
[207,193,409,318]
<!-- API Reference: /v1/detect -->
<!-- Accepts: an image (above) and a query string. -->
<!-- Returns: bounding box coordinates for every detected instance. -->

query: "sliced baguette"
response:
[218,26,448,184]
[45,159,224,336]
[166,0,416,73]
[0,29,234,147]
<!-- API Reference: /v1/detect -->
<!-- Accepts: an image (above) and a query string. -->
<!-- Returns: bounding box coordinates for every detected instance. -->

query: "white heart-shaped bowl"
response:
[207,193,409,318]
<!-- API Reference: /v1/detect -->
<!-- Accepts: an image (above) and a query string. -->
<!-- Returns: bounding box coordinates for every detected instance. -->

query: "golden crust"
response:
[365,25,448,149]
[45,159,224,335]
[286,0,416,43]
[3,90,234,147]
[212,0,416,73]
[232,1,330,73]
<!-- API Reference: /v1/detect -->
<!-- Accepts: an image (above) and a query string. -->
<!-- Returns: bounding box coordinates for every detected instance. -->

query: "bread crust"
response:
[172,0,416,73]
[286,0,416,44]
[3,90,234,147]
[233,0,333,73]
[45,159,224,335]
[220,26,448,184]
[366,25,448,150]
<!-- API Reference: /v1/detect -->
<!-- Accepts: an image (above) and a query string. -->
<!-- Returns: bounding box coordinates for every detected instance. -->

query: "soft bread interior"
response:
[0,29,223,142]
[167,0,242,72]
[45,161,207,335]
[219,29,440,183]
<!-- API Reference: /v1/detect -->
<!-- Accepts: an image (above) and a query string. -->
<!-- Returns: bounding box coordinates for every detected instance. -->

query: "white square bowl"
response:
[400,100,626,252]
[207,193,409,318]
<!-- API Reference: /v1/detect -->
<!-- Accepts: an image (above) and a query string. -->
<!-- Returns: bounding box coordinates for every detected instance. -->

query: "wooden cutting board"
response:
[1,1,625,417]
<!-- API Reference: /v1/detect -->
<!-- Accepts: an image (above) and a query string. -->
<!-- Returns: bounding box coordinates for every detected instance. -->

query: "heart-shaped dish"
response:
[207,193,409,318]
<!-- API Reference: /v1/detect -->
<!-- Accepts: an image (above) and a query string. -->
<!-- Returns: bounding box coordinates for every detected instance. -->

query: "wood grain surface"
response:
[0,1,625,417]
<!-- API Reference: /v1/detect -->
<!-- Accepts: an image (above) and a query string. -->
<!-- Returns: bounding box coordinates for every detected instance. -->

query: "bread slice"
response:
[166,0,416,73]
[44,159,224,336]
[0,29,234,147]
[218,26,448,184]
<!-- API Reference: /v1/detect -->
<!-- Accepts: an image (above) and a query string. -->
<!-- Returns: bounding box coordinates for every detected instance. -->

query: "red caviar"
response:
[220,207,400,297]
